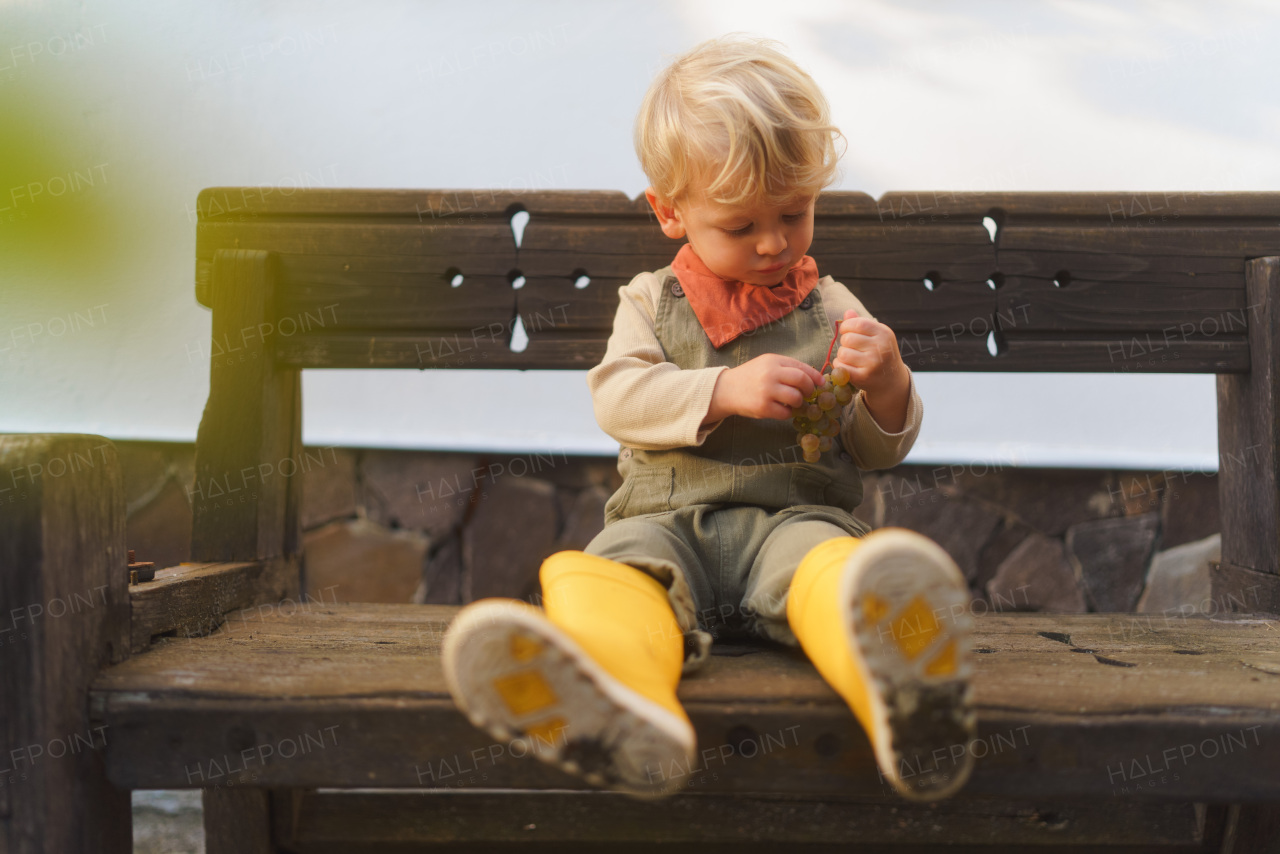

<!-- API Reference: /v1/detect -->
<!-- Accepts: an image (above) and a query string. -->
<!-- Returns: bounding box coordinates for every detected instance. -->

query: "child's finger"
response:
[789,358,823,383]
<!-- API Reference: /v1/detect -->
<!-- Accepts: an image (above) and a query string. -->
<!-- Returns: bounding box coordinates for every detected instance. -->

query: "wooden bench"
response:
[5,188,1280,852]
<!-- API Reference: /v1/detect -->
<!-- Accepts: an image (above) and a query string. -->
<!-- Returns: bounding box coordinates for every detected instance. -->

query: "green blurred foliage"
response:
[0,48,137,300]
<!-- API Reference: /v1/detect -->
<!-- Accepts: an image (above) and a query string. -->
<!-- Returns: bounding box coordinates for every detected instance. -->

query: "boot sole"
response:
[840,529,977,801]
[441,600,696,800]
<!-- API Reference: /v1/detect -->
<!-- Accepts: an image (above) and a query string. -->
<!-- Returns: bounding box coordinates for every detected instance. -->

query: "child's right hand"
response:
[705,354,824,423]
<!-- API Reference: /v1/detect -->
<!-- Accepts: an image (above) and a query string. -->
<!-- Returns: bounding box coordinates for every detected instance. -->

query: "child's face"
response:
[646,184,816,287]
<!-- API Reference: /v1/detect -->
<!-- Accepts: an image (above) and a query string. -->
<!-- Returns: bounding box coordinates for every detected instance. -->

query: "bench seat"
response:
[90,603,1280,802]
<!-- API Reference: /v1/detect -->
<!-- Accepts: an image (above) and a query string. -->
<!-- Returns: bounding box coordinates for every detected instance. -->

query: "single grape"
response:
[834,385,854,406]
[818,436,832,452]
[831,366,849,386]
[823,419,840,437]
[804,402,822,421]
[803,450,821,463]
[799,433,819,452]
[817,391,836,411]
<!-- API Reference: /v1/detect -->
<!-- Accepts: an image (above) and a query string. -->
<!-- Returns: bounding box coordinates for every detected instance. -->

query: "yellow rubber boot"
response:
[787,528,976,801]
[442,550,695,799]
[539,551,689,726]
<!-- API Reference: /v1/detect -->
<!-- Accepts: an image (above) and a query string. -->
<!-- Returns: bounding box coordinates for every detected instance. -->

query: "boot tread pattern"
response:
[442,602,695,800]
[845,534,977,802]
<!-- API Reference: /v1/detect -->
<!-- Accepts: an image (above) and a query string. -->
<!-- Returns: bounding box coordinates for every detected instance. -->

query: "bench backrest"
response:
[194,189,1280,373]
[188,188,1280,619]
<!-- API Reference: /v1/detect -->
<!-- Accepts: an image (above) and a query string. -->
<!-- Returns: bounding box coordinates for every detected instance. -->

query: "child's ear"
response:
[645,187,686,239]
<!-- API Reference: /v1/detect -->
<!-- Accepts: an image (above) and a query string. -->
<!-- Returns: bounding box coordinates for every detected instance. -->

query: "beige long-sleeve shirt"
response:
[587,269,923,470]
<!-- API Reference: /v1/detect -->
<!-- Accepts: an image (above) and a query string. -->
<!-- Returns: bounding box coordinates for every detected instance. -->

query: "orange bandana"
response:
[670,243,820,349]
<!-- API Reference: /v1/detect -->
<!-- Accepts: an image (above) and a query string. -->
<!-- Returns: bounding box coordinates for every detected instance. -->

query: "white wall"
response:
[2,0,1278,470]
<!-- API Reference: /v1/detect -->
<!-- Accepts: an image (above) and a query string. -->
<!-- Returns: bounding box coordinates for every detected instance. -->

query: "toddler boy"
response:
[443,34,975,802]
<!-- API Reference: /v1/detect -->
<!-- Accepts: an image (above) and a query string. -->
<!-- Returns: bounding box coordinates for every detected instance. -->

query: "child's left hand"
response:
[831,309,911,432]
[831,309,909,399]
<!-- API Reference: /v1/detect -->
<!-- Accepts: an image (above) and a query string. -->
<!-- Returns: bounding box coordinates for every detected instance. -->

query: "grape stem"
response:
[820,319,840,374]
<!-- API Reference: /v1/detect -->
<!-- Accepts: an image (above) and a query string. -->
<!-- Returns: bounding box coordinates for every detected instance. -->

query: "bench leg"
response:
[203,787,280,853]
[0,434,132,853]
[1215,255,1280,615]
[1221,803,1280,853]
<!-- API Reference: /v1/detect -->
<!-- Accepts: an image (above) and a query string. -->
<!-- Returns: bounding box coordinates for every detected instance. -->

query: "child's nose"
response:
[756,227,787,257]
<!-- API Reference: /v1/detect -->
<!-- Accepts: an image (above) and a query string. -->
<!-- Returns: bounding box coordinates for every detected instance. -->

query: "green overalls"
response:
[585,265,872,674]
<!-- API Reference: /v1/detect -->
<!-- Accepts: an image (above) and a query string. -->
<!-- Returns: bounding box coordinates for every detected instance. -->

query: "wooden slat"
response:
[190,189,1280,372]
[878,190,1280,221]
[998,279,1249,333]
[272,329,1249,373]
[273,789,1209,848]
[274,332,607,369]
[899,335,1247,373]
[128,559,299,653]
[842,280,997,333]
[198,221,518,268]
[91,606,1280,800]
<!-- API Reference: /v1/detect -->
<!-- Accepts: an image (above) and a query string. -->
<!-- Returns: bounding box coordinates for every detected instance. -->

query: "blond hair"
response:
[635,34,845,208]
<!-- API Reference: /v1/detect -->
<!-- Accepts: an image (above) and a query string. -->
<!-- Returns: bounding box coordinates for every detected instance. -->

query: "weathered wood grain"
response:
[128,559,300,653]
[191,249,304,572]
[191,190,1280,378]
[203,786,277,853]
[1211,561,1280,617]
[272,789,1210,848]
[1221,802,1280,854]
[1217,257,1280,595]
[90,606,1280,800]
[272,330,1250,373]
[0,435,131,854]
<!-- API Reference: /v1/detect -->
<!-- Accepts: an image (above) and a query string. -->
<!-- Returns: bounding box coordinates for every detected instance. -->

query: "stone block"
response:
[950,466,1118,536]
[1065,512,1160,612]
[303,518,429,604]
[463,475,559,602]
[1160,471,1220,550]
[417,529,464,605]
[299,446,357,530]
[986,532,1086,613]
[126,477,193,571]
[1107,470,1166,518]
[359,449,478,538]
[880,489,1003,584]
[973,516,1033,600]
[555,484,610,552]
[502,452,619,492]
[1136,533,1220,616]
[877,467,962,519]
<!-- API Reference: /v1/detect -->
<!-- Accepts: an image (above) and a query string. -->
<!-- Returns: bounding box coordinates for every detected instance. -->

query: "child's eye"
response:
[724,224,752,236]
[784,211,807,221]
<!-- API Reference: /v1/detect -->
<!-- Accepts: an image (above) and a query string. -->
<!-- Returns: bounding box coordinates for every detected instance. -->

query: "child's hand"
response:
[706,353,824,423]
[832,309,908,398]
[832,308,912,433]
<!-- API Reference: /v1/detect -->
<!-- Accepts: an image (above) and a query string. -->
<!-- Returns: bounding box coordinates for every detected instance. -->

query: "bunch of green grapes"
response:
[791,366,855,462]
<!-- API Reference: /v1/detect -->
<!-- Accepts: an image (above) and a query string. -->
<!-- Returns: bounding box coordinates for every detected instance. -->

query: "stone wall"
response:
[117,440,1228,619]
